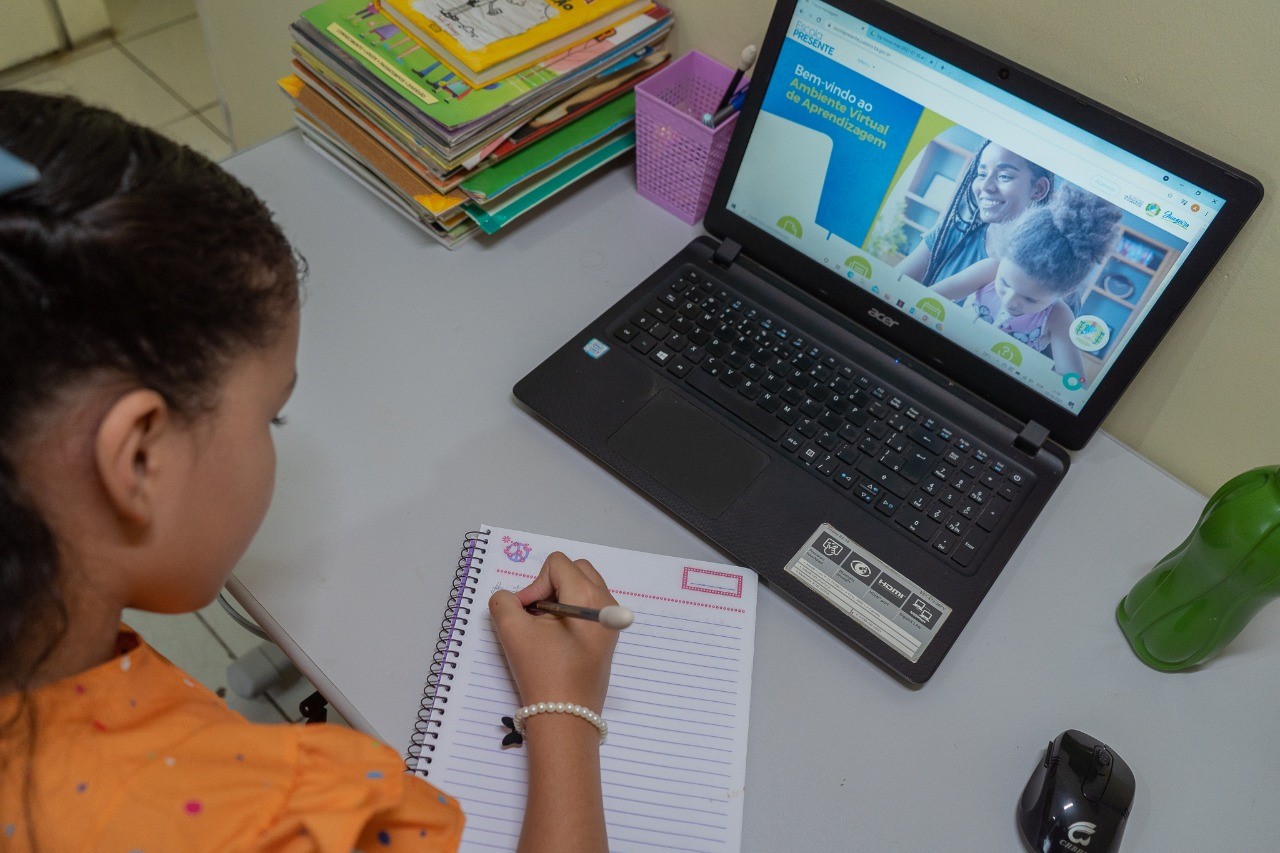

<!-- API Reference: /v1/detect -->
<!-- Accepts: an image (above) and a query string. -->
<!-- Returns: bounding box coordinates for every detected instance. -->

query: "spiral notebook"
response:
[406,524,759,851]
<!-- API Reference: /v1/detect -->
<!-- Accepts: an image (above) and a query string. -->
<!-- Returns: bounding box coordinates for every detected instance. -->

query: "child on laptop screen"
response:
[0,92,618,852]
[929,183,1122,381]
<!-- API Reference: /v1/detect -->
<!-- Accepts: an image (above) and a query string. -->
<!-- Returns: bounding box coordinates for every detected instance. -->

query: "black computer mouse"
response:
[1018,729,1136,853]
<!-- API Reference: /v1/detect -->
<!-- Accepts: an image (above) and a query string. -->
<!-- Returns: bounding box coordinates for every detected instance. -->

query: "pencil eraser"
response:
[598,605,634,630]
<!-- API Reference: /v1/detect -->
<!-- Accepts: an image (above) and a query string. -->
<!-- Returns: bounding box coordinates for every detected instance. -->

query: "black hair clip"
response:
[500,716,524,747]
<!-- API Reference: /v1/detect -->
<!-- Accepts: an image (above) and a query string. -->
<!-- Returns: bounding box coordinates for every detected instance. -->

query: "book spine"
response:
[404,527,490,774]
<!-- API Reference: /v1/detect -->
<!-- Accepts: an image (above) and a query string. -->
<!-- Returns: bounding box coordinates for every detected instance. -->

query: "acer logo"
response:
[867,308,899,328]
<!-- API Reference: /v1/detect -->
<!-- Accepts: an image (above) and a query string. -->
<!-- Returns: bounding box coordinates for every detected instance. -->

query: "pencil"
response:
[530,600,634,630]
[703,87,748,127]
[715,45,758,112]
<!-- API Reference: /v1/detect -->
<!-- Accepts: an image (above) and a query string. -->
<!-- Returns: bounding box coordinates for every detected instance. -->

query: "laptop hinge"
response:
[1014,420,1050,456]
[712,238,742,269]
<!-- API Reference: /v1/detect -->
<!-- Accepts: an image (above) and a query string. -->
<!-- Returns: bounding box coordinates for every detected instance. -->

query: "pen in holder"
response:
[635,51,747,224]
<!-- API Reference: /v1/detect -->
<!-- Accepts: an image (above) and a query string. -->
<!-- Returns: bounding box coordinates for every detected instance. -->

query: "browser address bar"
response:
[812,24,1175,230]
[863,26,933,66]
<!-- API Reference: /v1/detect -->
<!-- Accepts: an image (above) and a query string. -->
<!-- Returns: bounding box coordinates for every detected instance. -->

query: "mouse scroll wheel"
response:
[1083,746,1114,802]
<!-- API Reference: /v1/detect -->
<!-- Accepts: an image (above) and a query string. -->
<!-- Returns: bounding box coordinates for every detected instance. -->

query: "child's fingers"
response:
[570,557,607,590]
[572,559,619,609]
[510,555,560,607]
[488,589,527,637]
[545,553,616,609]
[512,552,595,607]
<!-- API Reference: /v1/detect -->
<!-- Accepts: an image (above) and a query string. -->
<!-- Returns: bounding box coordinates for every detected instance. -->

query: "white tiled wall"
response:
[0,0,232,163]
[2,0,336,725]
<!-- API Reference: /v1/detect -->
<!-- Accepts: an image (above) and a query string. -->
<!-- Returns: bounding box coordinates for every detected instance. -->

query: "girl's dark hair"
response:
[0,91,302,693]
[922,139,1055,286]
[1004,183,1122,297]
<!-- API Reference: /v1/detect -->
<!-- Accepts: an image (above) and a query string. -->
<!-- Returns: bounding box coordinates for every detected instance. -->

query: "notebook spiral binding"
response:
[405,528,490,774]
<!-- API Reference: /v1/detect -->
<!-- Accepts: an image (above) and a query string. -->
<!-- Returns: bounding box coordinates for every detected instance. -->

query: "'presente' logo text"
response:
[792,24,835,56]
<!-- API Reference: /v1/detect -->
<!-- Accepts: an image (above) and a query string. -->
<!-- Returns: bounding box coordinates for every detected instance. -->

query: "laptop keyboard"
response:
[611,267,1030,576]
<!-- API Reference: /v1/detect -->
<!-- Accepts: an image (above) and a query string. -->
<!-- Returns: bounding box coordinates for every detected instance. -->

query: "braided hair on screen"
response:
[921,139,1055,286]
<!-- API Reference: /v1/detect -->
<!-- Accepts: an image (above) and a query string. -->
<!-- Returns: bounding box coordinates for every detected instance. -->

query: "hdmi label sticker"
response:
[783,523,951,662]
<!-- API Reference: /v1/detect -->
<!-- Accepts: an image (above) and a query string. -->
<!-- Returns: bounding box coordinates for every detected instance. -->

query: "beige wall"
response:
[195,0,305,148]
[202,0,1277,494]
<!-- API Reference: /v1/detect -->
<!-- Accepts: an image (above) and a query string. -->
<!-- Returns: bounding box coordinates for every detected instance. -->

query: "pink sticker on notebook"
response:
[682,567,745,598]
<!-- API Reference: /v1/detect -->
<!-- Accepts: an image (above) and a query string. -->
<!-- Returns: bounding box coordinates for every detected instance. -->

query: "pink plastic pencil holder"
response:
[635,51,746,224]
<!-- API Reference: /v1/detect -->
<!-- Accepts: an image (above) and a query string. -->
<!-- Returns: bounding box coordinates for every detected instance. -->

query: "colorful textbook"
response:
[406,525,757,850]
[288,0,672,246]
[460,91,635,201]
[284,68,641,241]
[294,0,671,156]
[374,0,652,86]
[463,128,635,233]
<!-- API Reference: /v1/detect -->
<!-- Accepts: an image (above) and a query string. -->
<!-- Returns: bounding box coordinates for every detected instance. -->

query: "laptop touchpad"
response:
[607,391,769,518]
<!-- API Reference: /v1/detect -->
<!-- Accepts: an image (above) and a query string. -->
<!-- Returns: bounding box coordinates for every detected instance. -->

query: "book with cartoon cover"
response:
[297,0,670,137]
[374,0,652,86]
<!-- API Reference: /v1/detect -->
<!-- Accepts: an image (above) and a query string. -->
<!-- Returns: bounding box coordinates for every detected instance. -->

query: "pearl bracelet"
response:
[513,702,608,744]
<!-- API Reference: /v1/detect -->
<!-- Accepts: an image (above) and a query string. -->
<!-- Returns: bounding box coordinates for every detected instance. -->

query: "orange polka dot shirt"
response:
[0,627,464,851]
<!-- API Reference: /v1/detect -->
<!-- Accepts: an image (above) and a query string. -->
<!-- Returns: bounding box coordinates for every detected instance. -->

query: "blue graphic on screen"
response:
[762,39,923,245]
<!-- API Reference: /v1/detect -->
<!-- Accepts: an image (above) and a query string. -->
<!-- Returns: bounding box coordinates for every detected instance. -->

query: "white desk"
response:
[225,131,1279,851]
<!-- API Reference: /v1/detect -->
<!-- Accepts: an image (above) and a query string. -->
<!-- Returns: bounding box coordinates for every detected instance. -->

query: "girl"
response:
[897,140,1055,286]
[0,92,618,852]
[929,183,1123,380]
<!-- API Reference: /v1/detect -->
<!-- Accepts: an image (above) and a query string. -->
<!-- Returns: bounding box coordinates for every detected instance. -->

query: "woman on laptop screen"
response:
[897,140,1054,286]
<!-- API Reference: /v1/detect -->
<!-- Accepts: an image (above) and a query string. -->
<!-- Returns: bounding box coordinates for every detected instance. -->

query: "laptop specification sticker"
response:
[784,523,951,663]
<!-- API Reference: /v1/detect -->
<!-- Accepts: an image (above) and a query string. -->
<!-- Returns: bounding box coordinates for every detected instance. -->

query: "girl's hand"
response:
[493,554,617,851]
[488,552,619,713]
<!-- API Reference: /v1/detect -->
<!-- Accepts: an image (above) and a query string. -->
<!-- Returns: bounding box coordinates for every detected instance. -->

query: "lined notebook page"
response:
[413,525,758,851]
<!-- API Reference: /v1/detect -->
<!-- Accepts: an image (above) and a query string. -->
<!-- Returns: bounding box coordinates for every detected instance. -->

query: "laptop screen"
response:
[724,0,1224,415]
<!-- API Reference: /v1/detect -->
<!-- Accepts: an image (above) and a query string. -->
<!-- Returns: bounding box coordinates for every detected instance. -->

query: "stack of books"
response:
[282,0,673,247]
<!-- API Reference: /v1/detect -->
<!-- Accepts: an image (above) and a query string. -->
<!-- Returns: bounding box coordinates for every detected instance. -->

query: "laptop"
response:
[515,0,1262,682]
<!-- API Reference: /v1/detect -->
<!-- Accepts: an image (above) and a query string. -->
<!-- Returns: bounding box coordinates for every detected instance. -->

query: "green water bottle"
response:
[1117,465,1280,671]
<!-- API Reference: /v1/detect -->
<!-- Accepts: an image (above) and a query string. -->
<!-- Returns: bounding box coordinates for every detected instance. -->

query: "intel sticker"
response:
[582,338,610,359]
[783,523,951,663]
